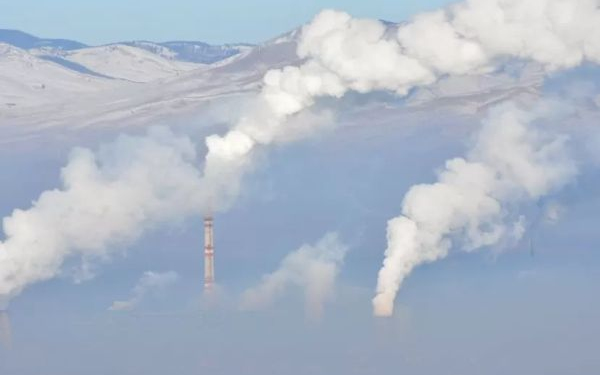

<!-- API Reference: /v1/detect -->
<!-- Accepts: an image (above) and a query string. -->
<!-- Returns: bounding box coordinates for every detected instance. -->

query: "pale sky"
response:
[0,0,456,44]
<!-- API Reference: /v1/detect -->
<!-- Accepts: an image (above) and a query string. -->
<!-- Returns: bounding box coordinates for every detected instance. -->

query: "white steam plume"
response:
[241,232,348,319]
[202,1,597,316]
[2,0,599,300]
[0,128,205,298]
[109,271,179,311]
[201,0,600,209]
[373,103,577,317]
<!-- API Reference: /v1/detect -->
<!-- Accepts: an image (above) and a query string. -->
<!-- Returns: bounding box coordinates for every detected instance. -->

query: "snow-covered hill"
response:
[0,43,119,108]
[0,26,546,137]
[41,44,205,82]
[1,29,250,83]
[0,29,250,66]
[406,61,545,113]
[125,40,252,64]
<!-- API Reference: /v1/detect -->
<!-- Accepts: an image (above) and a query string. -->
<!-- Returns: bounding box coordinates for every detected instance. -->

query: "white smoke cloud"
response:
[373,103,578,317]
[109,271,179,311]
[241,232,348,319]
[2,0,599,301]
[0,127,205,298]
[451,0,600,70]
[200,0,600,215]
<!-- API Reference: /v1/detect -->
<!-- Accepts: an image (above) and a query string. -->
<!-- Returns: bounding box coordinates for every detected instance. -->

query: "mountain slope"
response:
[0,29,86,50]
[57,44,205,82]
[125,40,252,64]
[0,43,119,108]
[0,29,249,66]
[0,26,546,133]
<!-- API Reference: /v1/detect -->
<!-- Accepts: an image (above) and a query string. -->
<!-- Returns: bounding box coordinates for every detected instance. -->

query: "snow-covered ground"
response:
[0,26,546,141]
[0,43,120,108]
[51,44,205,82]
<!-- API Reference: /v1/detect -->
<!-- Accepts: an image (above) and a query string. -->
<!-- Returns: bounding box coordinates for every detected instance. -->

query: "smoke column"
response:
[373,103,578,316]
[201,0,600,209]
[2,0,600,299]
[241,232,348,319]
[0,128,205,298]
[198,0,599,315]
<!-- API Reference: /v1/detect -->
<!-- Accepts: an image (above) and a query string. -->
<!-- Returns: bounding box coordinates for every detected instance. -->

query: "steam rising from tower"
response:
[372,104,577,317]
[199,0,600,242]
[1,0,600,304]
[204,216,215,292]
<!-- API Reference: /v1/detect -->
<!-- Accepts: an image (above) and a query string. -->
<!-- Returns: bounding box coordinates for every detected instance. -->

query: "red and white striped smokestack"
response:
[203,216,215,292]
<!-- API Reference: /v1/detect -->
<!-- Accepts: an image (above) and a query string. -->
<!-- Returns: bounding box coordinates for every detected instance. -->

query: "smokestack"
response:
[204,216,215,292]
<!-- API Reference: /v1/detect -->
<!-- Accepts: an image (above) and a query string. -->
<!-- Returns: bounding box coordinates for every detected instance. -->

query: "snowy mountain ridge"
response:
[32,44,205,83]
[0,29,252,64]
[0,26,545,136]
[0,29,87,50]
[125,40,253,64]
[0,43,121,108]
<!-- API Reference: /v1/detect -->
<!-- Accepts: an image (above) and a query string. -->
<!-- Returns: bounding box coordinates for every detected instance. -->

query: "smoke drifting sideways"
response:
[241,233,348,320]
[2,0,600,305]
[199,0,599,317]
[0,128,207,300]
[201,0,600,209]
[109,271,179,312]
[373,103,578,317]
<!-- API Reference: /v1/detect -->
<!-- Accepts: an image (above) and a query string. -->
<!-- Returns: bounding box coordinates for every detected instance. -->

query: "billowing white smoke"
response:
[0,128,205,298]
[241,232,348,319]
[200,0,600,212]
[2,0,599,300]
[373,104,578,317]
[202,107,334,211]
[109,271,179,311]
[202,1,597,316]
